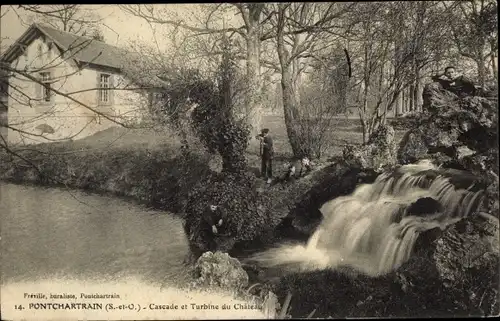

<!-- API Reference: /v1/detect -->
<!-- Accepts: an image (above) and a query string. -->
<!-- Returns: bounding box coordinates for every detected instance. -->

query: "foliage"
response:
[190,44,251,173]
[153,43,251,173]
[343,1,461,143]
[0,132,213,213]
[184,171,269,253]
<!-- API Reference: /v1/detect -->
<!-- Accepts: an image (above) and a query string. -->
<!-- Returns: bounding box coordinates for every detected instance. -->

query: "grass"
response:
[4,113,405,161]
[0,113,407,213]
[247,114,406,174]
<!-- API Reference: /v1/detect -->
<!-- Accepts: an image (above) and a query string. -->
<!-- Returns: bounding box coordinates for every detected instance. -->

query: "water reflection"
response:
[0,183,190,286]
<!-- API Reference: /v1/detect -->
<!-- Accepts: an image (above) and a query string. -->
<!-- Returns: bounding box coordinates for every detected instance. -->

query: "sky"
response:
[0,5,202,52]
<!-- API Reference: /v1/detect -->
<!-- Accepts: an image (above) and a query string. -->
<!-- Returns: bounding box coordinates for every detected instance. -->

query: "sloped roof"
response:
[1,23,141,71]
[0,23,167,88]
[38,24,141,70]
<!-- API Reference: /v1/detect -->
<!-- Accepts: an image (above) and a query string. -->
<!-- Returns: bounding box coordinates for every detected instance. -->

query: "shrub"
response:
[184,171,270,252]
[154,47,251,174]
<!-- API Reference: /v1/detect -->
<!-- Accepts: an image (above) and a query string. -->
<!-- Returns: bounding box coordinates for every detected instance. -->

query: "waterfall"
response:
[248,160,484,277]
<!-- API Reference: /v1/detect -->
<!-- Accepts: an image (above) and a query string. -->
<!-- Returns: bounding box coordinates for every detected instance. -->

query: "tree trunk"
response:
[245,26,263,136]
[276,5,303,158]
[415,70,423,112]
[412,82,418,112]
[409,83,415,112]
[476,55,487,87]
[403,87,408,114]
[491,53,498,81]
[281,69,302,157]
[395,92,403,117]
[361,116,369,145]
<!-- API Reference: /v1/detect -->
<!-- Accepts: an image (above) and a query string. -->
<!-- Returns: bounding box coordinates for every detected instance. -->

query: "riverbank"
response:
[1,115,399,213]
[0,127,216,214]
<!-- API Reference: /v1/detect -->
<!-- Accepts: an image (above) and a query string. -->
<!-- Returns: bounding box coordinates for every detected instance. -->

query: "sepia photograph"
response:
[0,2,498,319]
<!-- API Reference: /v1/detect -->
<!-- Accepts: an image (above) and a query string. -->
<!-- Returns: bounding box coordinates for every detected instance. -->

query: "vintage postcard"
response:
[1,2,498,320]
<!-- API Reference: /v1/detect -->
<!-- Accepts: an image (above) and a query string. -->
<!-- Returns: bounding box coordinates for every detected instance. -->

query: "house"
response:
[0,23,160,145]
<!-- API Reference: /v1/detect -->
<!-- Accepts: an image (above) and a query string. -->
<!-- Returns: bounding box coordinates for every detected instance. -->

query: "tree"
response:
[444,0,498,86]
[345,1,456,143]
[272,2,355,158]
[295,47,351,158]
[120,4,271,135]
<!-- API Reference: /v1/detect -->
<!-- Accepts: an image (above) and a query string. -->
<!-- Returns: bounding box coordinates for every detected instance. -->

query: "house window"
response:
[40,72,52,102]
[37,44,43,57]
[47,42,53,59]
[148,91,154,110]
[21,45,28,62]
[98,73,111,104]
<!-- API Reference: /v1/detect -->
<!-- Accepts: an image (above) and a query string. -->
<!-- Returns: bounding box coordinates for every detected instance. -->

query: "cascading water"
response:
[248,160,485,277]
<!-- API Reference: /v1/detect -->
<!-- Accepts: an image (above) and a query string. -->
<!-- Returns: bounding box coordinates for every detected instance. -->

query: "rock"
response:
[456,146,475,159]
[432,218,498,287]
[412,226,443,254]
[407,197,443,217]
[396,130,431,164]
[343,125,397,170]
[276,165,379,240]
[261,291,279,319]
[193,251,249,292]
[397,85,497,165]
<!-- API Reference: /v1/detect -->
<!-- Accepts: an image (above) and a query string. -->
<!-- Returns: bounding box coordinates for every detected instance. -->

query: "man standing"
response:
[258,128,274,184]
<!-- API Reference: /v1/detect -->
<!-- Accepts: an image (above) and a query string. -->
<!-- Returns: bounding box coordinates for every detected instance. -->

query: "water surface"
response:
[0,183,190,286]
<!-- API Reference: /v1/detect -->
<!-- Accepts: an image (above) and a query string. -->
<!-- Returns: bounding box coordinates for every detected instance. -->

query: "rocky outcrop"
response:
[432,218,499,286]
[185,160,379,258]
[397,84,497,165]
[183,171,269,258]
[192,251,249,292]
[276,163,378,239]
[343,125,397,171]
[407,197,443,217]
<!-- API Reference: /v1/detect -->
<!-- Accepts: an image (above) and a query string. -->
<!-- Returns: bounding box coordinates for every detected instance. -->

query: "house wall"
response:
[7,34,149,146]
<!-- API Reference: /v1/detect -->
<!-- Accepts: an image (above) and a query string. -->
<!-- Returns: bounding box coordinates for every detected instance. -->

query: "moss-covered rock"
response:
[192,251,250,292]
[343,125,397,171]
[397,85,497,165]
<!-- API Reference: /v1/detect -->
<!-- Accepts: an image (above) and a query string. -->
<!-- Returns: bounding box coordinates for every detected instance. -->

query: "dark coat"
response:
[262,135,274,159]
[431,75,476,96]
[201,207,229,236]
